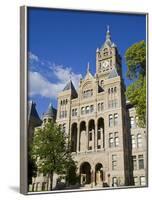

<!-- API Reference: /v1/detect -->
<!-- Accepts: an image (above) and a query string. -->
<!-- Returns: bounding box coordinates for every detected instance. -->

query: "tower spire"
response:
[106,25,111,41]
[87,62,90,73]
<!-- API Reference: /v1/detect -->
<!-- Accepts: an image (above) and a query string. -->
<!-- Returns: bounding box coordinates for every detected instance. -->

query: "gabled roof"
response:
[84,62,94,80]
[43,102,57,119]
[108,67,118,79]
[28,101,42,124]
[62,80,78,97]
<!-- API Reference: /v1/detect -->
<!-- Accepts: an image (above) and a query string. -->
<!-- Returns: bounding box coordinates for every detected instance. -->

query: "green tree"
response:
[125,40,146,127]
[28,146,37,186]
[31,121,77,190]
[125,40,146,79]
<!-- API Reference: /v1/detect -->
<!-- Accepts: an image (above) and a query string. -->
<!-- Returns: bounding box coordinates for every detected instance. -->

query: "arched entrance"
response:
[95,163,104,186]
[71,123,77,152]
[80,162,91,186]
[97,118,104,149]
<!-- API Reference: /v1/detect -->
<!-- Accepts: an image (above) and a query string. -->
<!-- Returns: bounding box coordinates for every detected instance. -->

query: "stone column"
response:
[95,120,98,151]
[91,168,95,188]
[77,123,80,152]
[101,128,103,149]
[86,122,88,151]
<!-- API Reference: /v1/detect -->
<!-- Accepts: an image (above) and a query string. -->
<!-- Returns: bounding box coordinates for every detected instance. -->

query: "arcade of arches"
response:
[71,118,104,152]
[80,162,104,186]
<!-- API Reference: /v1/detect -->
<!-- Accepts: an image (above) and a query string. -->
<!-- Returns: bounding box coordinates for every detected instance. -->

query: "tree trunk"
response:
[49,171,54,190]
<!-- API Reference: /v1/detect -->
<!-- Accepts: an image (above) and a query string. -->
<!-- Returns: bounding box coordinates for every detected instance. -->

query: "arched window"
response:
[81,107,85,115]
[98,103,101,111]
[86,106,90,114]
[111,88,113,93]
[108,88,110,94]
[90,105,94,113]
[114,87,117,92]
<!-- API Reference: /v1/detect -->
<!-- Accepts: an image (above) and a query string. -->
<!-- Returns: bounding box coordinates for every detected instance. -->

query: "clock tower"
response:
[96,26,122,82]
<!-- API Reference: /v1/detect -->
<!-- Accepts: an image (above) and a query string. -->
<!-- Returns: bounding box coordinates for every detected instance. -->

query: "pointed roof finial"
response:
[87,62,90,73]
[49,101,52,108]
[106,25,111,41]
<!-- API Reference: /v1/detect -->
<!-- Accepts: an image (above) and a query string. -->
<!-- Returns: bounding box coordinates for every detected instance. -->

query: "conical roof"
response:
[28,101,42,125]
[43,102,57,119]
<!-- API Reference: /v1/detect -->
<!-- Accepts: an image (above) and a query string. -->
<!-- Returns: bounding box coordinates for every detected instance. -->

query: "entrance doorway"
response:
[80,162,91,185]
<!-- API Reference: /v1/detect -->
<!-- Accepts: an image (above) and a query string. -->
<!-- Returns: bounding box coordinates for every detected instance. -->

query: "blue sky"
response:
[27,7,146,118]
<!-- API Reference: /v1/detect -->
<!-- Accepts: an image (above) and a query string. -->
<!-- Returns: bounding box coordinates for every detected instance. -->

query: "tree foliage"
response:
[126,75,146,127]
[125,40,146,127]
[31,121,77,190]
[125,40,146,79]
[28,145,37,185]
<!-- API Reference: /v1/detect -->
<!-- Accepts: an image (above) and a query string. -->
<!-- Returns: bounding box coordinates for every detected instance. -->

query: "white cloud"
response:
[52,65,82,88]
[29,71,65,98]
[28,52,39,62]
[29,57,82,99]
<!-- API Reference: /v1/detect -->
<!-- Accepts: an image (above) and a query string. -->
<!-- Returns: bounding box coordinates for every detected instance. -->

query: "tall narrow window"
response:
[109,133,114,148]
[109,114,113,127]
[140,176,146,186]
[112,177,117,187]
[90,105,94,113]
[135,116,139,127]
[72,109,74,116]
[114,113,118,126]
[112,154,117,170]
[81,107,85,115]
[114,87,117,93]
[101,102,104,110]
[75,109,78,116]
[132,155,137,170]
[89,132,92,141]
[86,106,90,114]
[137,133,142,148]
[133,177,138,186]
[131,135,136,149]
[130,116,135,128]
[114,132,119,147]
[98,103,101,111]
[98,131,101,140]
[65,110,67,118]
[138,155,144,169]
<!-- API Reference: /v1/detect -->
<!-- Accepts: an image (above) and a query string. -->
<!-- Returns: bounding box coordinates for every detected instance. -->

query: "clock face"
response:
[102,60,109,70]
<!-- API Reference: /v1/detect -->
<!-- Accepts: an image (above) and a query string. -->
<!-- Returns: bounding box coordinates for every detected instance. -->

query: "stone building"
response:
[29,27,147,191]
[56,27,147,188]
